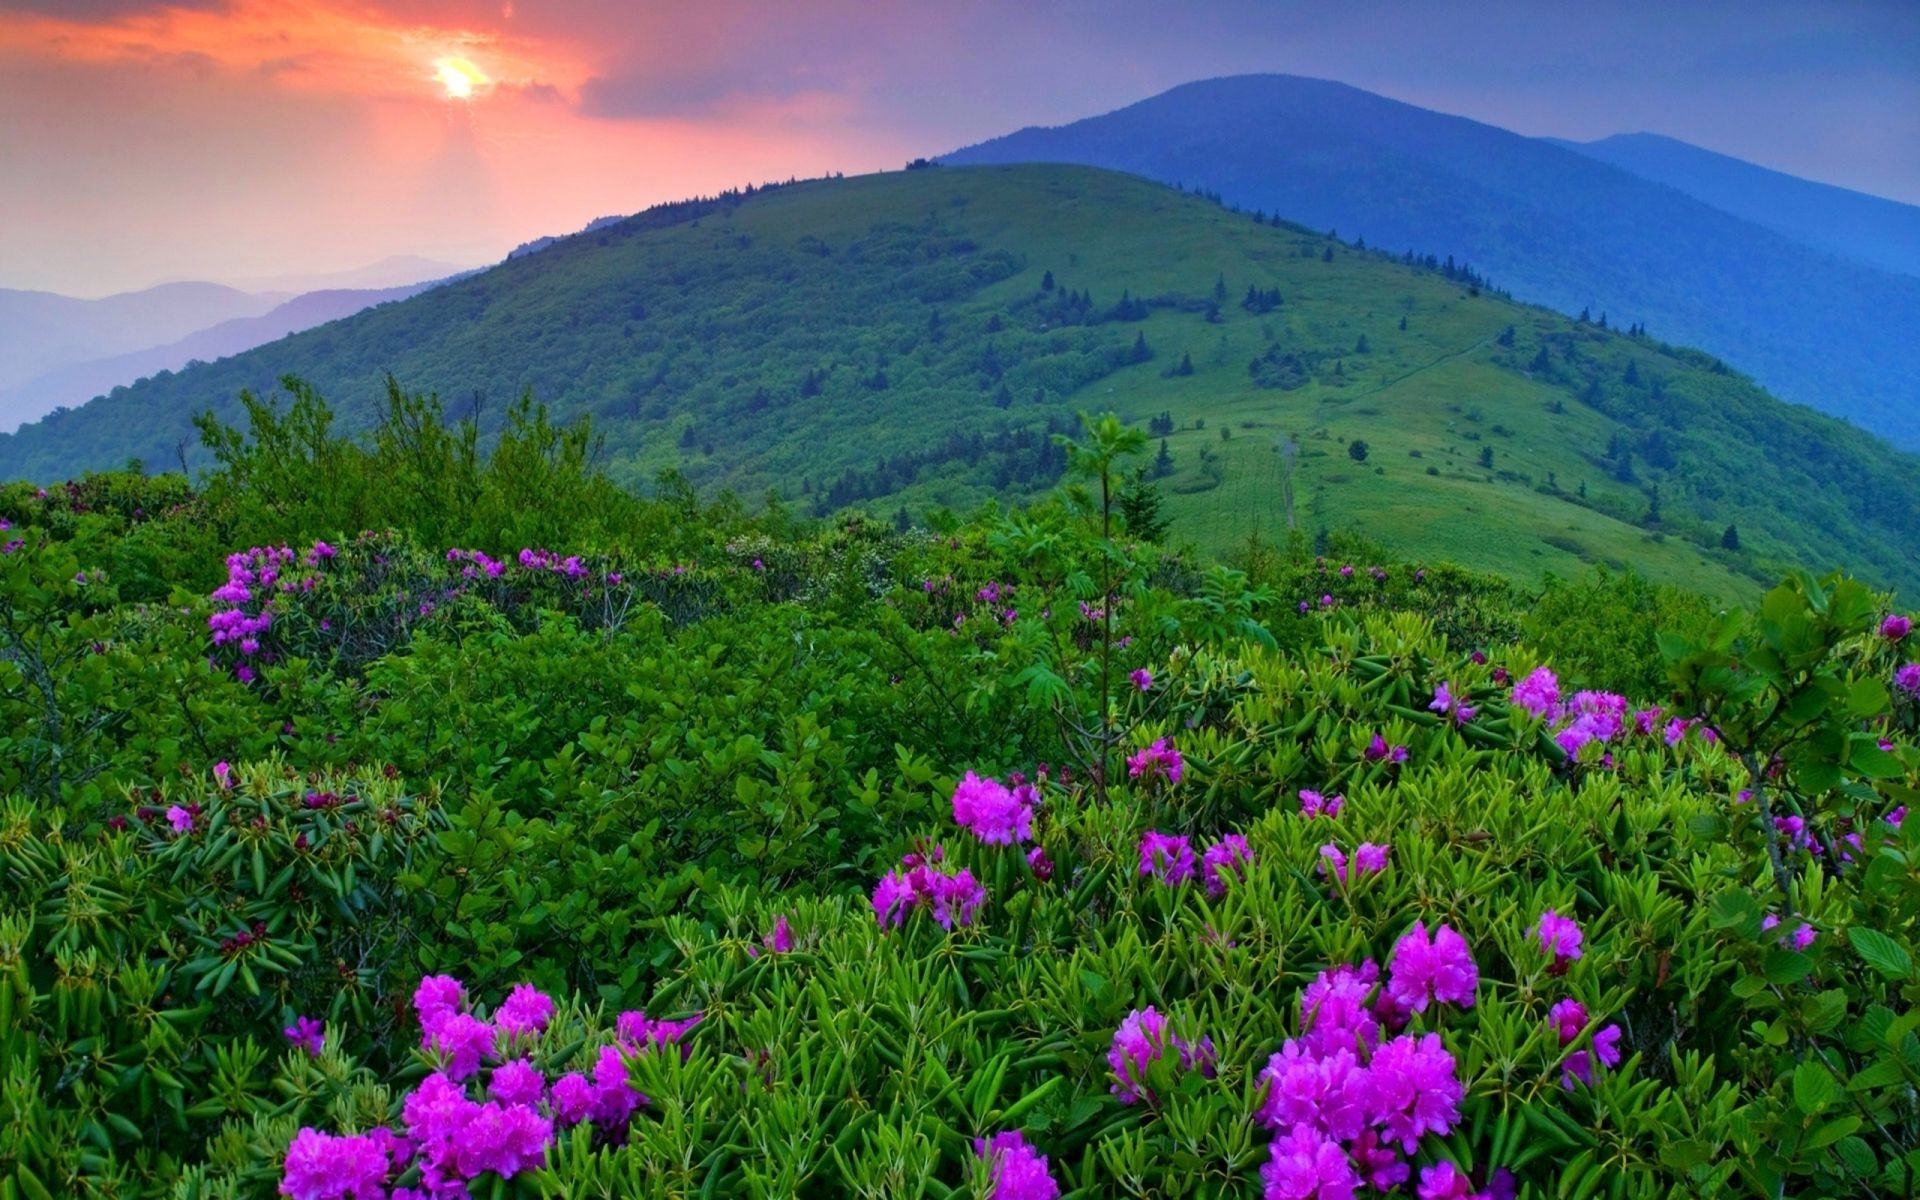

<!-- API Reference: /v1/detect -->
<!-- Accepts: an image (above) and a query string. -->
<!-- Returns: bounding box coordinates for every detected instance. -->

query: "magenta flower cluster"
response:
[1549,998,1623,1090]
[1533,910,1584,974]
[1255,928,1479,1198]
[1108,1006,1216,1105]
[207,542,330,682]
[873,847,987,930]
[952,771,1037,845]
[280,976,705,1199]
[1897,663,1920,697]
[974,1130,1061,1200]
[1126,738,1184,785]
[1508,668,1680,760]
[1298,789,1345,819]
[1319,842,1389,885]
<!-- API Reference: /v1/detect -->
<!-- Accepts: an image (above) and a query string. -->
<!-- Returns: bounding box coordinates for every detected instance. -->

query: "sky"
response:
[4,0,1916,297]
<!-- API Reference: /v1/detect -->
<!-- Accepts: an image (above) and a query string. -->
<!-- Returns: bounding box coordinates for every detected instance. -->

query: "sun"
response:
[433,56,488,101]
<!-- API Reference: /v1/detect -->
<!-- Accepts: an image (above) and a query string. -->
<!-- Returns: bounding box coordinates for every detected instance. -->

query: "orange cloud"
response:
[0,0,589,104]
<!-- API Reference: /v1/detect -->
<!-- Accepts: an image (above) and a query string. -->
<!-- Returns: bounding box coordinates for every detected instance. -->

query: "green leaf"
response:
[1805,1115,1861,1149]
[1848,927,1914,980]
[1792,1061,1839,1115]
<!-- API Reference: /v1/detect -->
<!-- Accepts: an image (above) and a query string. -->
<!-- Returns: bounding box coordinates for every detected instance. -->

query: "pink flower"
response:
[1139,830,1196,886]
[1256,1040,1369,1140]
[403,1072,480,1144]
[1534,910,1584,972]
[1429,682,1476,725]
[283,1016,325,1057]
[1549,998,1588,1044]
[952,771,1035,844]
[1126,738,1184,785]
[974,1130,1060,1200]
[1201,834,1252,897]
[1368,1032,1464,1152]
[1883,614,1912,641]
[1896,663,1920,696]
[448,1101,551,1179]
[495,983,556,1039]
[1511,667,1561,719]
[1562,1021,1625,1089]
[424,1013,495,1082]
[873,870,917,927]
[1108,1007,1214,1105]
[1298,789,1344,819]
[1416,1162,1483,1200]
[1363,733,1408,764]
[1025,845,1054,881]
[1130,668,1153,691]
[1300,962,1381,1058]
[213,761,233,789]
[1260,1125,1360,1200]
[1386,922,1478,1012]
[165,805,194,834]
[279,1127,396,1200]
[548,1072,593,1126]
[488,1058,546,1108]
[414,975,467,1032]
[589,1044,643,1126]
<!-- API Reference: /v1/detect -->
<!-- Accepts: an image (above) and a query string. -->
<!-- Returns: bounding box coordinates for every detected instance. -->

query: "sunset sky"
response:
[4,0,1917,297]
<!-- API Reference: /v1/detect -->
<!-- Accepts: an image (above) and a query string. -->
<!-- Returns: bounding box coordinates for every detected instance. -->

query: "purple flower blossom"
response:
[1300,962,1381,1058]
[414,975,466,1031]
[1201,834,1252,897]
[1562,1022,1625,1089]
[1550,998,1588,1045]
[1363,733,1408,764]
[495,984,556,1040]
[1298,789,1344,819]
[952,771,1035,844]
[1257,1040,1370,1141]
[447,1100,552,1179]
[548,1072,593,1126]
[589,1043,643,1126]
[1883,614,1912,641]
[1107,1007,1211,1105]
[1897,663,1920,697]
[1511,667,1561,719]
[280,1127,397,1200]
[1025,845,1054,881]
[1429,682,1476,725]
[424,1013,495,1082]
[1260,1125,1360,1200]
[1386,922,1478,1013]
[1368,1032,1464,1152]
[488,1058,546,1108]
[165,804,194,835]
[873,857,986,930]
[214,760,233,789]
[283,1016,325,1057]
[974,1130,1060,1200]
[1126,738,1184,785]
[1130,667,1153,691]
[1534,910,1584,972]
[1139,830,1197,886]
[1416,1162,1482,1200]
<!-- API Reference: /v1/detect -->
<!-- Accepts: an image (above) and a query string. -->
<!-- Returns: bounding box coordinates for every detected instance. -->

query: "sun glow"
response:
[434,57,488,100]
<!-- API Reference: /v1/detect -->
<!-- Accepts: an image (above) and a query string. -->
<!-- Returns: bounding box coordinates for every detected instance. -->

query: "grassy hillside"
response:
[2,164,1915,597]
[943,74,1920,448]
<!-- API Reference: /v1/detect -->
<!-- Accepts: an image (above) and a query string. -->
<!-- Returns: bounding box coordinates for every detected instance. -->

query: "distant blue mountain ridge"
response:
[944,74,1920,448]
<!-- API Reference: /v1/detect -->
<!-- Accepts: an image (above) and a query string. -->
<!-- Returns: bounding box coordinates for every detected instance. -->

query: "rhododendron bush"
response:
[4,418,1919,1198]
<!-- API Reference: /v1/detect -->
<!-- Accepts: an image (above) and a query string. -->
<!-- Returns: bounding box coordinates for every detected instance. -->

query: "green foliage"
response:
[1,413,1916,1197]
[2,166,1917,599]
